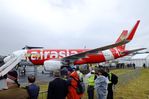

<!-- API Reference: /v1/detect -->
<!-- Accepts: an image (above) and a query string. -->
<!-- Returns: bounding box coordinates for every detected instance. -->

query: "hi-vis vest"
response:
[87,74,95,86]
[77,71,83,82]
[108,73,112,84]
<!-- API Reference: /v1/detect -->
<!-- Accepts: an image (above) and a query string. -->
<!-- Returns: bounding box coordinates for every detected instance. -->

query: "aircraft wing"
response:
[62,20,140,61]
[62,40,128,61]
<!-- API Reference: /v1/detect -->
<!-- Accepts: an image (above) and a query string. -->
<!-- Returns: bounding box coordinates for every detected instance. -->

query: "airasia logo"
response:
[27,50,79,60]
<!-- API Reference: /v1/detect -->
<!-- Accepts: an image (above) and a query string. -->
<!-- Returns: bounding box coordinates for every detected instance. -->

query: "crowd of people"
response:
[47,66,118,99]
[86,67,118,99]
[0,65,118,99]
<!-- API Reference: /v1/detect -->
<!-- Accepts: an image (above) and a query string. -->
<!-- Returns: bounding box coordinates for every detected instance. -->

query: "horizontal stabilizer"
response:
[22,45,43,49]
[122,48,146,55]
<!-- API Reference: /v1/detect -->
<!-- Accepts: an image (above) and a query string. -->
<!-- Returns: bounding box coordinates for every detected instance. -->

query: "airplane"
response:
[0,20,146,76]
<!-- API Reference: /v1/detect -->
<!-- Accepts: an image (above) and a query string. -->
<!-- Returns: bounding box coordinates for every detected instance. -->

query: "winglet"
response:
[127,20,140,41]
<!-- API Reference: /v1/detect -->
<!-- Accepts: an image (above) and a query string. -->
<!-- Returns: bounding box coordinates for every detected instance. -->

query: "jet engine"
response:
[44,60,62,71]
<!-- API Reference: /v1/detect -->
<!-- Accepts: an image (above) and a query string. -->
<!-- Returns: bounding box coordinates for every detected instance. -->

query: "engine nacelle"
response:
[44,60,62,71]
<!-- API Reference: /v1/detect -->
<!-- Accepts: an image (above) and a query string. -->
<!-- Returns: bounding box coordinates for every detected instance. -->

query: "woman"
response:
[94,69,108,99]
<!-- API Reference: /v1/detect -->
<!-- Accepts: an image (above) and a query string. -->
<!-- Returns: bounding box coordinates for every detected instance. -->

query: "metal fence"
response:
[38,91,47,99]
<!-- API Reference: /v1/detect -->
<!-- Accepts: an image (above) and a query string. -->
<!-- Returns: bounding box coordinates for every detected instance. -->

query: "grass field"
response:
[38,68,149,99]
[114,69,149,99]
[111,69,134,76]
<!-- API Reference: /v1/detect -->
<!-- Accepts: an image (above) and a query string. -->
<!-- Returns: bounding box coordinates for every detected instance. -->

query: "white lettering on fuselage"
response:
[70,51,78,55]
[30,52,39,60]
[44,51,50,59]
[29,50,79,60]
[59,51,66,58]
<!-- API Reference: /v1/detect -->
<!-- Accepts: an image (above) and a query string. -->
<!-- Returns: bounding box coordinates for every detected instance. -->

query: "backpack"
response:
[71,76,85,94]
[111,73,118,85]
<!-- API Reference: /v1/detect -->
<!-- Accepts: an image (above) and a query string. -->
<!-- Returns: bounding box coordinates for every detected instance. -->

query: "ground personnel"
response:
[87,70,95,99]
[105,67,118,99]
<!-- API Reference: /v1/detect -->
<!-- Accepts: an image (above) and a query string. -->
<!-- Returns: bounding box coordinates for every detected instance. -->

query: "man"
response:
[87,70,95,99]
[0,70,29,99]
[47,70,68,99]
[26,75,40,99]
[133,63,136,69]
[105,67,118,99]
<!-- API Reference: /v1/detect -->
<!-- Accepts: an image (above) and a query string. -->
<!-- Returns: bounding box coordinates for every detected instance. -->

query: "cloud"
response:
[0,0,149,55]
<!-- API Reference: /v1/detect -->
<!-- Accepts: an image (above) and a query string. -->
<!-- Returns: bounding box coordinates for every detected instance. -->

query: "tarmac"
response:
[18,66,53,86]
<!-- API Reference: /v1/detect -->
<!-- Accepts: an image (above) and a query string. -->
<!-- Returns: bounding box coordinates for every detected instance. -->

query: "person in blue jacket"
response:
[26,75,40,99]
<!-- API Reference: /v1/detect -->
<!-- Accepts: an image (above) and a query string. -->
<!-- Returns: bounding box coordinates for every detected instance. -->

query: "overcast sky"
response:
[0,0,149,55]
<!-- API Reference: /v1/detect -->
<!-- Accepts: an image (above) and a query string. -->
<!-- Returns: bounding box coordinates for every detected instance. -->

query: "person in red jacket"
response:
[67,69,83,99]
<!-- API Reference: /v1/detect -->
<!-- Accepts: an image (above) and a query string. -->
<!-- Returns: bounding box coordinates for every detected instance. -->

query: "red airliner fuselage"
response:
[27,47,126,65]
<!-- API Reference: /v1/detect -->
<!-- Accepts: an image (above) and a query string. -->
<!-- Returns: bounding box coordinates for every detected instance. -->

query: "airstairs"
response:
[0,50,25,76]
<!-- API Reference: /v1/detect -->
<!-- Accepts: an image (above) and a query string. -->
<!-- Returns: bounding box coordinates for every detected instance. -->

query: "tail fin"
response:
[115,30,128,50]
[126,20,140,41]
[115,20,140,50]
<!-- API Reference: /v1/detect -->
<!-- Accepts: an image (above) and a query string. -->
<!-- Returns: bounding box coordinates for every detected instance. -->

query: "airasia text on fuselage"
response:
[27,49,87,60]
